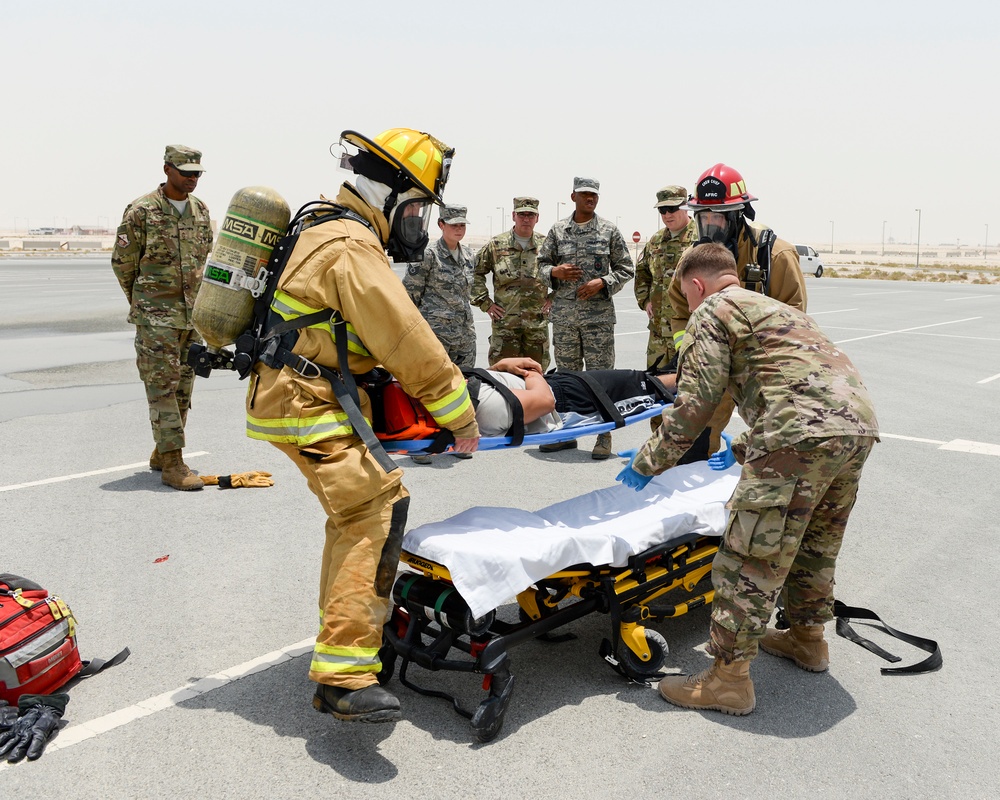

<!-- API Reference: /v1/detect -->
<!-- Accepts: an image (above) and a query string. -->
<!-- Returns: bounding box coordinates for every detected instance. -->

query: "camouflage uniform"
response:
[112,181,212,453]
[473,228,550,370]
[404,236,477,369]
[634,218,697,368]
[633,286,879,663]
[538,213,634,371]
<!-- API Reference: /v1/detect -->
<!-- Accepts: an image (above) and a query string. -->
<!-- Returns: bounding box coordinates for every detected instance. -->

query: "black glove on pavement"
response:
[0,700,18,731]
[0,693,69,763]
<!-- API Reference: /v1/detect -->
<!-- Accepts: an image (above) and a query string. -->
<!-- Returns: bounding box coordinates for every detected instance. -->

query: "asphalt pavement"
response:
[1,257,997,798]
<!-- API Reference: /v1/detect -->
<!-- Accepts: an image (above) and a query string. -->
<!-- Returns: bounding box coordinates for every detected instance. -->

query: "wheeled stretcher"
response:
[379,462,740,742]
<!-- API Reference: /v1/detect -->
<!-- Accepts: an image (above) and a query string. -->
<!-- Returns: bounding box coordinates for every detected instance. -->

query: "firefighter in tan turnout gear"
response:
[245,128,480,723]
[666,164,807,454]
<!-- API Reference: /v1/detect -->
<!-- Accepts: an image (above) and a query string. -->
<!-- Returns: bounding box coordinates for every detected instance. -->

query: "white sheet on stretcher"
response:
[402,461,740,618]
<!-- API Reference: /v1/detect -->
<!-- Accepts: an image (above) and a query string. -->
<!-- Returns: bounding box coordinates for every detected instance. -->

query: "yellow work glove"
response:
[200,471,274,489]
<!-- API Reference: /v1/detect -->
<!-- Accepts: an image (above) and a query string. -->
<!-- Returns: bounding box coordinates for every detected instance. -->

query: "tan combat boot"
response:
[160,450,204,491]
[592,432,613,460]
[760,624,830,672]
[149,448,162,471]
[658,658,756,716]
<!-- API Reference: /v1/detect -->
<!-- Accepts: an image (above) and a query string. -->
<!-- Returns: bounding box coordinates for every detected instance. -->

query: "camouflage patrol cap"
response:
[573,177,600,195]
[654,185,687,209]
[164,145,205,173]
[439,205,469,224]
[513,197,540,213]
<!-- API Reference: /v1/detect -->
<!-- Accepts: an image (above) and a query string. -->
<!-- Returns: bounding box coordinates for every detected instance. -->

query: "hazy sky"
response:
[3,1,997,249]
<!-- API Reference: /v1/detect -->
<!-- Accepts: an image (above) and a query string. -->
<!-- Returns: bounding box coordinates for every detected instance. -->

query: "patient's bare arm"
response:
[490,357,543,377]
[509,370,557,423]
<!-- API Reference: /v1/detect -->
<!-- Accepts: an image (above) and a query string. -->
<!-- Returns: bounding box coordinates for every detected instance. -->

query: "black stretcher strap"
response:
[464,368,526,446]
[567,372,626,427]
[645,372,675,404]
[833,600,942,675]
[268,313,400,474]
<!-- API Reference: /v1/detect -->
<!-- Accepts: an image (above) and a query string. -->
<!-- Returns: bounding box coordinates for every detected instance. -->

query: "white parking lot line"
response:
[879,433,946,444]
[809,308,859,315]
[939,439,1000,456]
[881,433,1000,456]
[833,317,981,344]
[977,373,1000,384]
[0,637,315,770]
[0,452,209,492]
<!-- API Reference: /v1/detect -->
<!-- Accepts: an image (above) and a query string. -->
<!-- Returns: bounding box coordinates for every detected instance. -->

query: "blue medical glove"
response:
[708,432,736,471]
[615,449,653,492]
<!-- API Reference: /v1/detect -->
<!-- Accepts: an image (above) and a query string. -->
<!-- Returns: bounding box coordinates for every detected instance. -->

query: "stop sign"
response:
[632,231,641,243]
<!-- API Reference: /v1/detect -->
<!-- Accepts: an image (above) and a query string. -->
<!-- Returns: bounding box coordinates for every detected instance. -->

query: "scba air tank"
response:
[192,186,291,352]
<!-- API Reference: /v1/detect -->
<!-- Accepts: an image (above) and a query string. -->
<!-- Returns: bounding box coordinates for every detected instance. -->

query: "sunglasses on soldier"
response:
[659,205,682,215]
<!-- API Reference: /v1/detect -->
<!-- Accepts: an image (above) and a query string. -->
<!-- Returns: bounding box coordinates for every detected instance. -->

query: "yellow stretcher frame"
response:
[380,530,720,743]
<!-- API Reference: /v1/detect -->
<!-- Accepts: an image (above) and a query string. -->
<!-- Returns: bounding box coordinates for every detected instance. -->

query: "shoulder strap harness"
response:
[235,201,400,473]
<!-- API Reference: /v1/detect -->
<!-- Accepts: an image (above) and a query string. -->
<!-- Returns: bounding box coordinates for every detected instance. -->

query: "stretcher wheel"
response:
[617,629,668,680]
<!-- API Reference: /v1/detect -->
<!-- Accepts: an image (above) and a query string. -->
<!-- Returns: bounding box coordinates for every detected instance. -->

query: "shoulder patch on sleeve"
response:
[117,233,129,248]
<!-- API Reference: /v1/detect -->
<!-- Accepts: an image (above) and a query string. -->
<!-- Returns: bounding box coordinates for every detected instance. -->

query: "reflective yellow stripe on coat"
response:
[271,290,371,356]
[424,383,473,427]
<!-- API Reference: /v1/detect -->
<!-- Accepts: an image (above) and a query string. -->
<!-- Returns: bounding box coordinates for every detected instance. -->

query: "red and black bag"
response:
[375,379,442,441]
[0,574,128,704]
[0,574,81,704]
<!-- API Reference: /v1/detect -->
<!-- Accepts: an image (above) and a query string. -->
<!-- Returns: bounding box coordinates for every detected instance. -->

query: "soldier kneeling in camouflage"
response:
[616,242,879,715]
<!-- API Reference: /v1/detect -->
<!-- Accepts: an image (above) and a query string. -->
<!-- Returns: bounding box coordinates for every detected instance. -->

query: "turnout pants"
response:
[135,325,199,452]
[708,436,875,663]
[273,436,408,690]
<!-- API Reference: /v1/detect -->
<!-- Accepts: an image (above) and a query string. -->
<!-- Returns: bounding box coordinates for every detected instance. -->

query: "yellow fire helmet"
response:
[341,128,454,204]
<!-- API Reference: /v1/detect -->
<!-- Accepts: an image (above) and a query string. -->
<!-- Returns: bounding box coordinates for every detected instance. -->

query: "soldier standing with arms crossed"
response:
[473,197,551,371]
[112,145,213,491]
[617,243,878,716]
[537,177,634,459]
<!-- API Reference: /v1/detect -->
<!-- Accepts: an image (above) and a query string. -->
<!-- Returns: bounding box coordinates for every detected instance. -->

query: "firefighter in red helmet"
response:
[666,164,807,454]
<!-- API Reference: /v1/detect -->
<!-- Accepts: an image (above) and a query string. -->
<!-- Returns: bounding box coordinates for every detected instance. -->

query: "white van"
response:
[795,244,824,277]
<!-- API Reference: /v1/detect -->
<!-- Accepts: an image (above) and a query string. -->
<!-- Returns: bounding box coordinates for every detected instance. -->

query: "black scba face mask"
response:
[695,209,743,261]
[387,197,432,262]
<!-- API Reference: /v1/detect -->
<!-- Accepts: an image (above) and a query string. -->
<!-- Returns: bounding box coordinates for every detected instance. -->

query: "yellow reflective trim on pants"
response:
[246,411,353,444]
[672,329,687,347]
[311,643,381,674]
[424,383,473,426]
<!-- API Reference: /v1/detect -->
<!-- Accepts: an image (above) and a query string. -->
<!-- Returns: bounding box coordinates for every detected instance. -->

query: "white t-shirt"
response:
[474,371,563,437]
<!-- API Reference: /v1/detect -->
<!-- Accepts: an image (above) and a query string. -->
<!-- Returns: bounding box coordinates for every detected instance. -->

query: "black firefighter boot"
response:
[313,684,401,723]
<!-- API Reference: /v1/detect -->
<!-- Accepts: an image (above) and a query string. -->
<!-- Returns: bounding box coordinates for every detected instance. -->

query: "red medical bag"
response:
[0,574,83,704]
